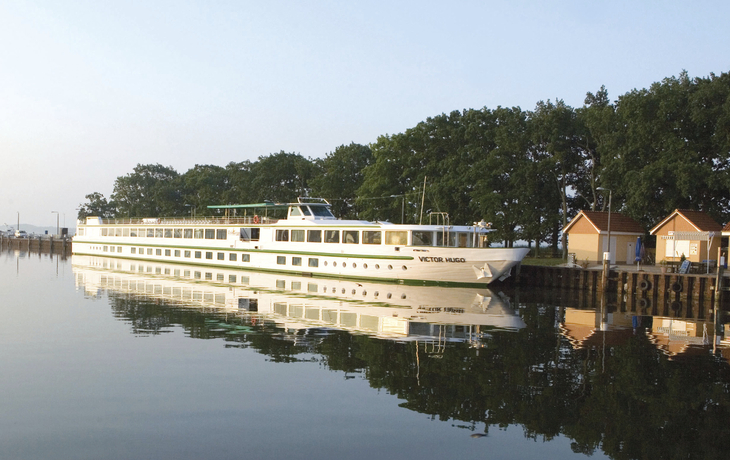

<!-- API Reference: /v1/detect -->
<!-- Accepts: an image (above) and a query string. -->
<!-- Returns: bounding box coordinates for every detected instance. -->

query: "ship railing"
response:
[97,216,281,226]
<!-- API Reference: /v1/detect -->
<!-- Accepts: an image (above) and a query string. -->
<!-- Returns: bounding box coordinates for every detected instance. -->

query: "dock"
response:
[0,235,73,256]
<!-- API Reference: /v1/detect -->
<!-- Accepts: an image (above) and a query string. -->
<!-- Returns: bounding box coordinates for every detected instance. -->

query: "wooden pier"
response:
[515,264,730,320]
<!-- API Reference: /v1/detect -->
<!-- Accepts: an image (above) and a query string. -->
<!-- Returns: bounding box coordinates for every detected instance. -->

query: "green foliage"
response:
[77,192,116,220]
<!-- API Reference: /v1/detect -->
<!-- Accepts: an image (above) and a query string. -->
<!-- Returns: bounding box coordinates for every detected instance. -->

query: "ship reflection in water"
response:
[72,255,525,346]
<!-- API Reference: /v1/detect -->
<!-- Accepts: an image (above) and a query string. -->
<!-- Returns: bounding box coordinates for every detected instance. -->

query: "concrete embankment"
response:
[0,236,72,256]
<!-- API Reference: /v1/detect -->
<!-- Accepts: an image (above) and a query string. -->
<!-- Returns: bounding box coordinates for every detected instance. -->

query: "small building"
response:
[563,211,645,265]
[649,209,722,264]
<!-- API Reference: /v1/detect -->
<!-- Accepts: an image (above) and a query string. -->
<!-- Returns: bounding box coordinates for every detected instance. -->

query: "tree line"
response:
[79,70,730,253]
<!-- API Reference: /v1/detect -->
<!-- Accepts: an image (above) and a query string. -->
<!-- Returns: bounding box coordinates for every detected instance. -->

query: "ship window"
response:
[292,257,302,266]
[147,229,155,238]
[277,256,286,265]
[116,228,123,237]
[217,274,224,281]
[363,231,381,245]
[101,228,108,236]
[310,206,334,218]
[156,249,162,255]
[117,247,122,252]
[147,248,153,255]
[289,207,301,217]
[308,283,318,292]
[131,247,136,254]
[174,228,182,238]
[78,228,85,236]
[130,228,137,237]
[206,252,213,259]
[216,229,226,240]
[343,230,359,244]
[195,251,201,259]
[241,276,249,284]
[308,258,319,267]
[385,231,407,245]
[184,228,193,238]
[291,281,301,290]
[174,250,180,257]
[217,252,224,260]
[307,230,322,243]
[229,275,236,283]
[123,228,129,237]
[184,250,191,258]
[155,229,163,238]
[242,254,250,262]
[291,229,305,242]
[240,228,260,241]
[301,207,312,216]
[205,272,212,280]
[165,249,171,256]
[164,229,172,238]
[229,253,237,261]
[139,247,144,253]
[194,271,201,279]
[324,230,339,243]
[194,228,204,239]
[205,229,215,239]
[276,229,289,241]
[412,231,432,246]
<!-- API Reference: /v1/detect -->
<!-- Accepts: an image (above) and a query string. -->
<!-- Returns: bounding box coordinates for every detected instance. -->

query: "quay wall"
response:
[0,236,73,255]
[515,264,729,320]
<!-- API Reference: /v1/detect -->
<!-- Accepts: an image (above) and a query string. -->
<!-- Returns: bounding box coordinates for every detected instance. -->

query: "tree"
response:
[77,192,116,220]
[309,143,374,219]
[249,151,316,203]
[111,164,181,217]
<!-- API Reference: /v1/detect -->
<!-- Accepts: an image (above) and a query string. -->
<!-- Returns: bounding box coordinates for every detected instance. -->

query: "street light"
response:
[596,187,612,263]
[51,211,59,237]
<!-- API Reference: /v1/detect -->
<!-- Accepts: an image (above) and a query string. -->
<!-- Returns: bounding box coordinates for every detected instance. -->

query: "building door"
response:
[626,241,635,264]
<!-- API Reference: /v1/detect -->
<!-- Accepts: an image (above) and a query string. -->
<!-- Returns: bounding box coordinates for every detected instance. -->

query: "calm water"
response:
[2,250,730,460]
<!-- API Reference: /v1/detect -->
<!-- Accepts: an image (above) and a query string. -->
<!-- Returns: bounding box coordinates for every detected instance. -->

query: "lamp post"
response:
[51,211,59,237]
[596,187,612,263]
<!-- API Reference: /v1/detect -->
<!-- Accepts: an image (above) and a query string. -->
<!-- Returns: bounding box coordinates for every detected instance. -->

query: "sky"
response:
[2,0,729,228]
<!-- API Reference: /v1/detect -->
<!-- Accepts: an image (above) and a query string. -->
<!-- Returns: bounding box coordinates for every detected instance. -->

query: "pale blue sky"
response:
[2,0,729,227]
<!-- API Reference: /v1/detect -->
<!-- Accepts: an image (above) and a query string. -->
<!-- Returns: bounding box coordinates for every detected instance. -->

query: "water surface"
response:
[2,250,729,460]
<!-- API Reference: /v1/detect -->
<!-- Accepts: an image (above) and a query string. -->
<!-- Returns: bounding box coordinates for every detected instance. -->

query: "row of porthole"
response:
[322,286,407,300]
[324,260,408,271]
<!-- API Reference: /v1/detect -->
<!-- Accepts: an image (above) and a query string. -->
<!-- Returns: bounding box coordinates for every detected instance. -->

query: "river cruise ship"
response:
[73,199,528,286]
